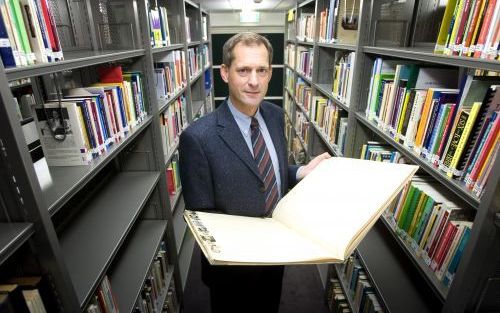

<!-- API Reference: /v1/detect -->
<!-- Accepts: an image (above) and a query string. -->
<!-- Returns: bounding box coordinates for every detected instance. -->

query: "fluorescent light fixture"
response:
[240,10,260,23]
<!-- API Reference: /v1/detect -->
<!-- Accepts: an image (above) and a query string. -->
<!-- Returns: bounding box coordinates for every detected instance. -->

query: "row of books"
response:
[0,0,64,68]
[166,152,181,199]
[86,276,118,313]
[365,59,499,196]
[285,43,296,68]
[338,255,385,313]
[286,68,295,92]
[154,50,187,99]
[187,46,202,79]
[36,69,147,166]
[291,136,307,164]
[149,6,171,47]
[284,91,294,120]
[295,111,309,147]
[434,0,499,59]
[0,276,56,313]
[297,46,313,79]
[297,13,315,42]
[318,0,359,45]
[361,142,474,288]
[159,95,188,158]
[202,44,210,69]
[332,51,355,106]
[295,78,312,112]
[327,278,352,313]
[133,242,171,313]
[310,95,347,152]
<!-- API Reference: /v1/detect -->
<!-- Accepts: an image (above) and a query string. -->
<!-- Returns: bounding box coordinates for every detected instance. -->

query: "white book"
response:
[184,158,418,265]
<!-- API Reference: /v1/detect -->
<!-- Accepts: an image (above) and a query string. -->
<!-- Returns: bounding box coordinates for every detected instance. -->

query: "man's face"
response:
[220,42,272,115]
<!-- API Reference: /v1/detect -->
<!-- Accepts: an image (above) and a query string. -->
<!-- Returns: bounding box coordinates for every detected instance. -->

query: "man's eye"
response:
[237,68,250,74]
[257,69,268,74]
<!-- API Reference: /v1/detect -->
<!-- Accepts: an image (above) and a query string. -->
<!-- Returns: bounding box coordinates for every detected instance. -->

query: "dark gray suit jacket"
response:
[179,100,299,216]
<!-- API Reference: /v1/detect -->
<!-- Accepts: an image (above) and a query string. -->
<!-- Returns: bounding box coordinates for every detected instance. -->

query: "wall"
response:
[209,11,285,33]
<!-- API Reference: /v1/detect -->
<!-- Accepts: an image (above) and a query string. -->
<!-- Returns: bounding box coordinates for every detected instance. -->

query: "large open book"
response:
[184,157,418,265]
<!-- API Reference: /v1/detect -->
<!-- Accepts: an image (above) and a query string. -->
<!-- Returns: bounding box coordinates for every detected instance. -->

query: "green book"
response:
[402,188,422,232]
[8,0,32,63]
[397,185,416,229]
[408,193,429,237]
[413,198,436,243]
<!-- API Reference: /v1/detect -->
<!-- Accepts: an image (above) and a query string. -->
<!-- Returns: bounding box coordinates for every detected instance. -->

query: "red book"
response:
[462,0,484,55]
[166,167,176,195]
[431,222,458,271]
[98,65,124,83]
[427,210,450,259]
[473,0,497,57]
[435,103,457,162]
[453,0,474,55]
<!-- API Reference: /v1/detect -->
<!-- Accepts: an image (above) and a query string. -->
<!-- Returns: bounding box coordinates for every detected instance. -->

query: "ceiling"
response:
[197,0,297,12]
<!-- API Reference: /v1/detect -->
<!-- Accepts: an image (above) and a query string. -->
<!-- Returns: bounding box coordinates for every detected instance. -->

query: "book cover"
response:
[184,158,418,265]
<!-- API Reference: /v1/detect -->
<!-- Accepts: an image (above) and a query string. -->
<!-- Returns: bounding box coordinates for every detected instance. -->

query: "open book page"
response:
[184,211,338,265]
[272,158,418,260]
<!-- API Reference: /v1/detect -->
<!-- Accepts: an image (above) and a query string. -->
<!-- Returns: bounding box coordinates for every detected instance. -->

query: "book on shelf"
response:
[434,0,500,59]
[184,157,418,266]
[85,275,118,313]
[332,51,355,105]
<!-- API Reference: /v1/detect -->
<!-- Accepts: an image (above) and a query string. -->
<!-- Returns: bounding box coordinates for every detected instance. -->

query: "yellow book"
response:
[475,133,499,183]
[435,0,459,53]
[419,204,441,249]
[448,101,482,177]
[76,105,91,151]
[397,91,412,134]
[409,194,429,237]
[332,65,340,96]
[94,82,132,125]
[467,0,488,56]
[414,89,435,148]
[445,0,466,55]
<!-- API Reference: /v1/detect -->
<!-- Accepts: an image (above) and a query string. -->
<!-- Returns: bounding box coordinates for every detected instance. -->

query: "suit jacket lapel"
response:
[216,101,263,181]
[260,103,286,192]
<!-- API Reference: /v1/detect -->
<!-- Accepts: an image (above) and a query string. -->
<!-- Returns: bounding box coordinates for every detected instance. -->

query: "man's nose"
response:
[248,70,259,86]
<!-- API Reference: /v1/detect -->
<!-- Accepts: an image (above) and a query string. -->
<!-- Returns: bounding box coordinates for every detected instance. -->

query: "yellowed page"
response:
[272,157,418,259]
[184,210,339,265]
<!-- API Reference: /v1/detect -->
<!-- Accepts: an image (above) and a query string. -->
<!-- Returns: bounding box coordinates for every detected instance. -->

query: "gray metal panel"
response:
[173,197,187,254]
[192,100,205,118]
[317,42,356,51]
[42,117,153,215]
[188,41,202,47]
[355,112,481,209]
[5,50,145,81]
[59,171,160,307]
[178,228,195,290]
[358,221,442,313]
[165,142,180,169]
[315,83,350,111]
[152,44,186,54]
[109,220,167,313]
[0,223,34,266]
[363,46,500,72]
[158,86,188,113]
[190,70,203,85]
[309,122,342,157]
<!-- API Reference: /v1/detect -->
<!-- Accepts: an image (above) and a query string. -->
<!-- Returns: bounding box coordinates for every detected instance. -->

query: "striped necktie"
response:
[250,117,279,215]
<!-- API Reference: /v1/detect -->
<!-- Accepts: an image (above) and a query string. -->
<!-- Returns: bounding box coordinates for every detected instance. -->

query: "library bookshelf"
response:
[284,0,500,312]
[0,0,213,312]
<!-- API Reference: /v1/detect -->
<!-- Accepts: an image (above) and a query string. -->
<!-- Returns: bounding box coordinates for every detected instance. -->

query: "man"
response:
[179,32,329,313]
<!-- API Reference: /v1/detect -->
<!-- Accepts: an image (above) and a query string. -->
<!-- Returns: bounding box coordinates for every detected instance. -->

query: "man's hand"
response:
[297,152,331,180]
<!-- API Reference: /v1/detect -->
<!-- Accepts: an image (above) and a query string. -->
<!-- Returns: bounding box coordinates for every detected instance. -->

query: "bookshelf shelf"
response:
[297,40,314,46]
[192,100,205,118]
[315,83,350,111]
[357,221,441,313]
[317,42,356,51]
[188,41,201,47]
[355,112,481,209]
[173,198,187,254]
[363,46,500,72]
[109,220,168,313]
[295,102,309,117]
[152,44,186,54]
[5,50,146,81]
[297,71,313,84]
[286,39,295,44]
[190,71,203,85]
[0,223,34,266]
[59,171,160,308]
[159,86,188,113]
[165,141,180,168]
[333,264,357,312]
[169,187,183,211]
[380,216,448,301]
[310,121,342,157]
[285,63,295,71]
[43,117,154,215]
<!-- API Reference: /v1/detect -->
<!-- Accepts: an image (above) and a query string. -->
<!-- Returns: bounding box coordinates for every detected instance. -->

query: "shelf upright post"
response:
[84,0,99,51]
[443,154,500,313]
[0,64,80,312]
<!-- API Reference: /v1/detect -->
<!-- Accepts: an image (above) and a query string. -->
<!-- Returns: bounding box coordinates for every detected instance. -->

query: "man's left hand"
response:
[297,152,331,180]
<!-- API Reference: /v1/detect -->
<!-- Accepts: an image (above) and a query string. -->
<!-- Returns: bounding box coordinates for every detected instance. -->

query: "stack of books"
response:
[154,50,187,99]
[86,276,118,313]
[159,95,188,156]
[149,6,171,47]
[297,13,315,42]
[295,77,312,113]
[332,51,355,106]
[187,46,202,79]
[318,0,359,44]
[297,46,313,79]
[310,95,345,149]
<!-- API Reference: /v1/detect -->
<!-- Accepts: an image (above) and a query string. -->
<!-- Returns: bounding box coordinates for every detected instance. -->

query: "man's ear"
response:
[220,64,229,83]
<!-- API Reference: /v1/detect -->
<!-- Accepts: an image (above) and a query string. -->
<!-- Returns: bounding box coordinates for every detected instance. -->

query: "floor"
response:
[182,245,331,313]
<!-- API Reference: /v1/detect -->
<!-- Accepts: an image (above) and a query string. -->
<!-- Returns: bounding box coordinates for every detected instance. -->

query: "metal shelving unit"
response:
[0,0,214,312]
[286,0,500,312]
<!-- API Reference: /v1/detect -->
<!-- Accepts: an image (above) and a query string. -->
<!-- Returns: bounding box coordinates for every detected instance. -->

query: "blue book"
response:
[0,9,16,67]
[442,226,471,286]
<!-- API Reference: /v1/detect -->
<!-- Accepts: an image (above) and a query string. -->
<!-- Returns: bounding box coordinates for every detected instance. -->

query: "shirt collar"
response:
[227,98,264,136]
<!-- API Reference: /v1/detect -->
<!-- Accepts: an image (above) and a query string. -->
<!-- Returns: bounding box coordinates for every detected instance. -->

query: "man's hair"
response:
[222,32,273,67]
